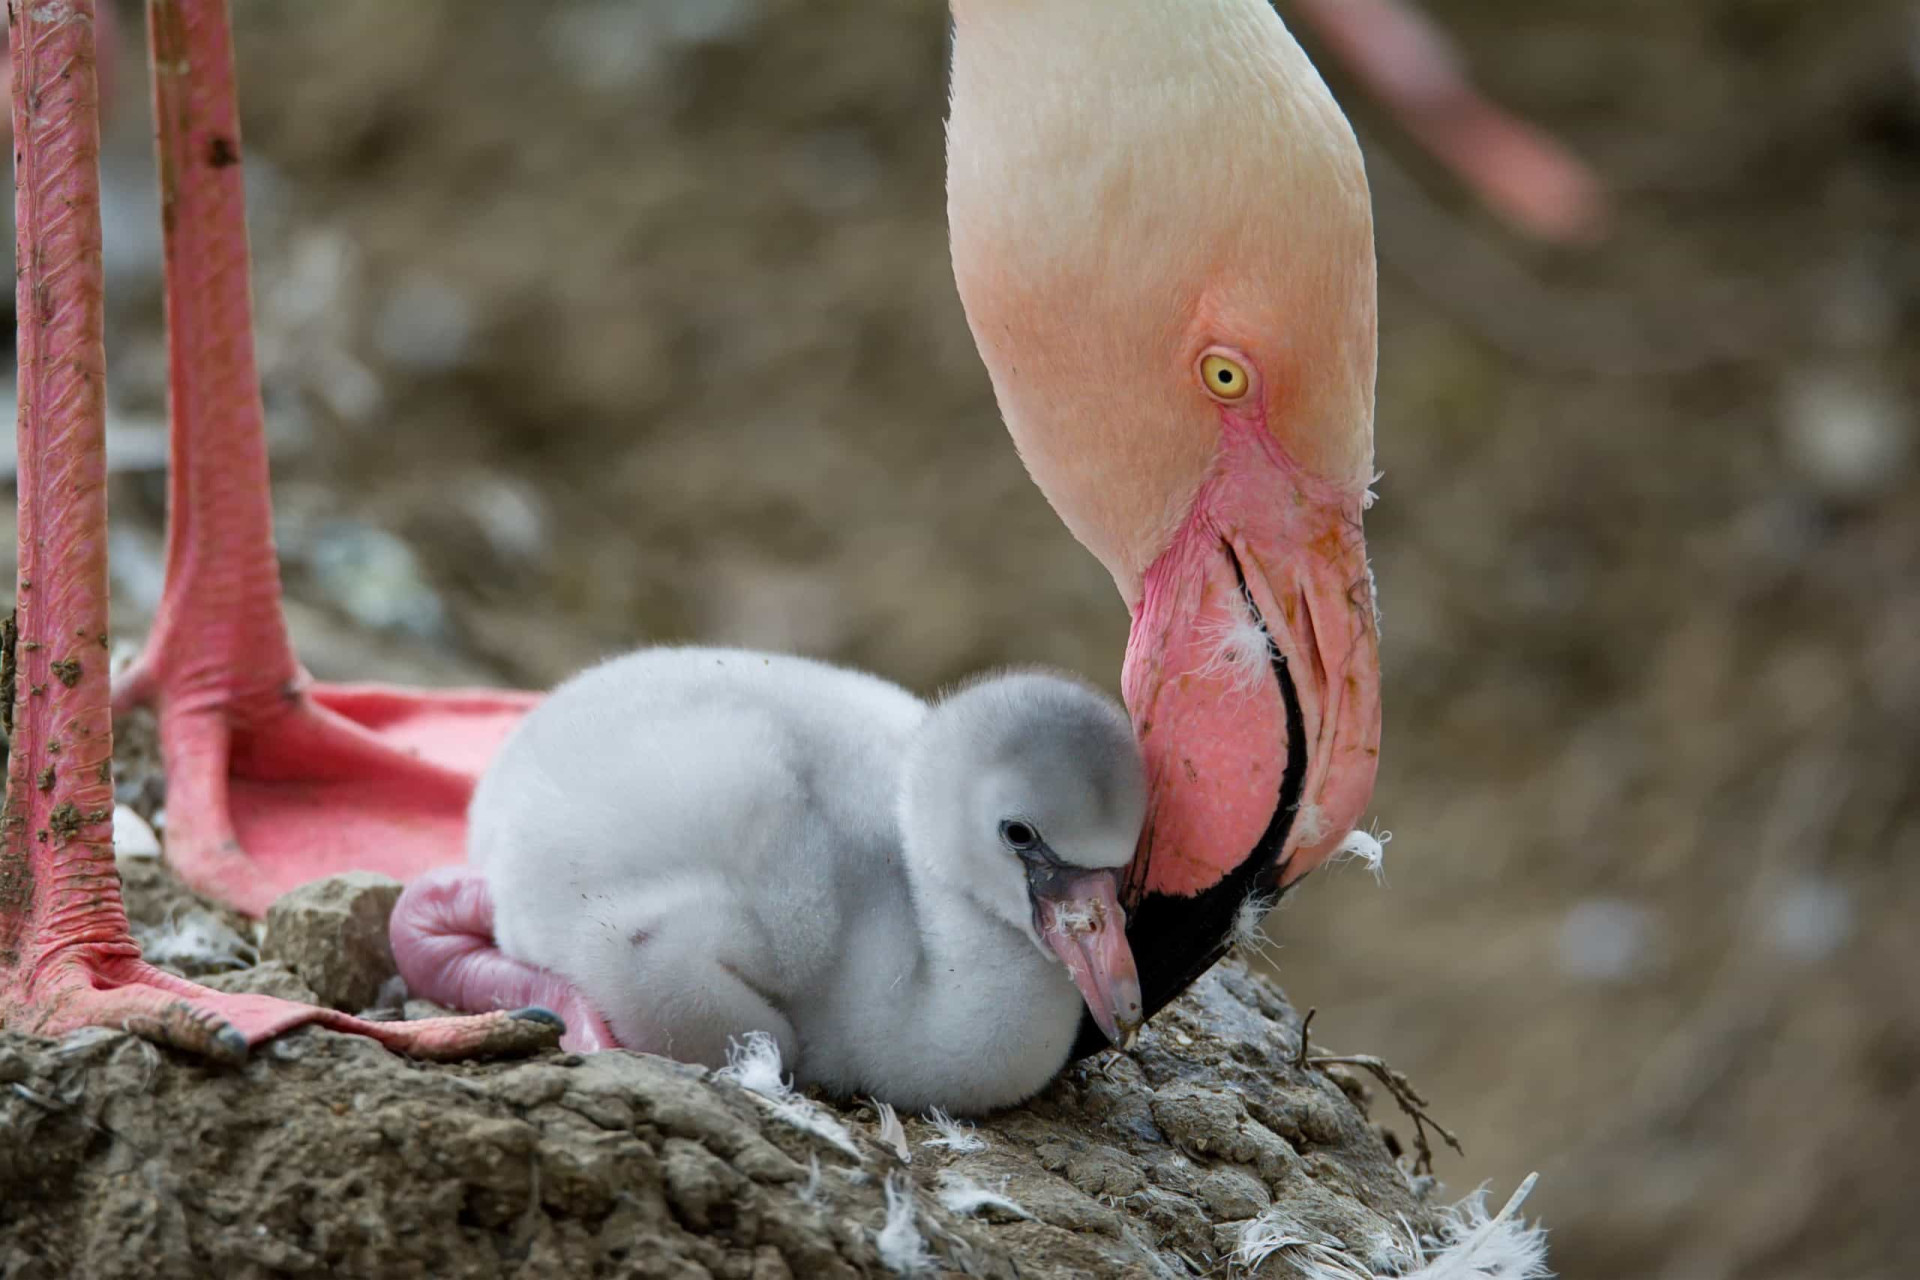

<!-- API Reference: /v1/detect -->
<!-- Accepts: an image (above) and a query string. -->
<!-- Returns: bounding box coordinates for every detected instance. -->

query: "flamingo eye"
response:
[1200,354,1250,402]
[1000,820,1041,852]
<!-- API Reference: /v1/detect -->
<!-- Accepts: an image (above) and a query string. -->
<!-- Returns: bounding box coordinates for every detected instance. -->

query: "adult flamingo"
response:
[4,0,1380,1061]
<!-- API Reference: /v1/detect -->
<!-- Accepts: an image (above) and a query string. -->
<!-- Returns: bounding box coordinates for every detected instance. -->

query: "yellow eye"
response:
[1200,354,1250,401]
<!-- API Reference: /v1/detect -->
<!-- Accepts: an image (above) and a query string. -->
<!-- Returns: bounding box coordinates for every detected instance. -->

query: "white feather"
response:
[1229,891,1279,961]
[935,1172,1031,1220]
[1235,1220,1372,1278]
[1235,1174,1550,1279]
[1049,902,1099,934]
[111,804,161,859]
[718,1029,791,1097]
[1332,824,1392,884]
[876,1173,935,1275]
[1188,601,1277,700]
[920,1107,988,1154]
[718,1031,863,1159]
[1404,1175,1549,1280]
[873,1100,912,1163]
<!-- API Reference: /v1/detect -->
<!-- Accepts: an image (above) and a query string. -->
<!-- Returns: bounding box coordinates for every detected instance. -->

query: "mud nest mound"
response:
[1,854,1450,1280]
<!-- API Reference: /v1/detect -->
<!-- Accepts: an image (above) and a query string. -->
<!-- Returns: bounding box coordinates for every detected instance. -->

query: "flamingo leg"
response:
[111,0,539,920]
[0,0,558,1061]
[391,868,619,1055]
[1291,0,1607,244]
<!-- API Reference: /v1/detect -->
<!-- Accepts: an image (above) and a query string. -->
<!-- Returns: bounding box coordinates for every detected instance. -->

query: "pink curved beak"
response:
[1033,867,1143,1047]
[1118,423,1383,1014]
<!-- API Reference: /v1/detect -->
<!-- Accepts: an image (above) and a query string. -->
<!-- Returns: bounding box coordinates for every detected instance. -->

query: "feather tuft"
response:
[1332,823,1393,885]
[1188,595,1277,700]
[718,1032,863,1159]
[1229,891,1280,962]
[798,1155,824,1206]
[1235,1173,1550,1279]
[718,1029,789,1096]
[1403,1174,1550,1280]
[921,1107,987,1154]
[873,1100,911,1163]
[935,1172,1031,1220]
[876,1173,935,1274]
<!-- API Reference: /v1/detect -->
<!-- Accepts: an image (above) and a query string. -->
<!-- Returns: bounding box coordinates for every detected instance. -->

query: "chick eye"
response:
[1200,354,1250,402]
[1000,820,1041,852]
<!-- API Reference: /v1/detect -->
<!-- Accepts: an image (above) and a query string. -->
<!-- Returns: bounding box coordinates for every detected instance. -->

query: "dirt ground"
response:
[4,0,1918,1276]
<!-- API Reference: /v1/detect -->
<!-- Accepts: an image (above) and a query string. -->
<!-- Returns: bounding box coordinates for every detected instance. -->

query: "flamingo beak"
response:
[1118,426,1383,1016]
[1030,863,1144,1047]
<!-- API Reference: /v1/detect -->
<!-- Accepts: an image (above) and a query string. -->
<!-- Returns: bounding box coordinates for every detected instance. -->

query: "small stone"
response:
[1195,1168,1270,1220]
[1780,369,1911,503]
[262,872,406,1011]
[111,805,160,859]
[373,272,474,373]
[1557,897,1656,984]
[300,520,449,641]
[1764,876,1853,962]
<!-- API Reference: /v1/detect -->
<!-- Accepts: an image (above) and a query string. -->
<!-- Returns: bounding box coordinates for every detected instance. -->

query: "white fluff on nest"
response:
[1237,1173,1549,1279]
[716,1031,862,1159]
[876,1173,934,1275]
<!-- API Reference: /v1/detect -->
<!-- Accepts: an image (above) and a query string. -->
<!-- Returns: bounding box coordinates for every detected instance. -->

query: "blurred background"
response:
[3,2,1916,1276]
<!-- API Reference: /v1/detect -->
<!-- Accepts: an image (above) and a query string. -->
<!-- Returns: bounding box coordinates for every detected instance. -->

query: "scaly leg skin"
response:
[393,869,618,1054]
[0,0,118,141]
[0,0,558,1064]
[112,0,539,919]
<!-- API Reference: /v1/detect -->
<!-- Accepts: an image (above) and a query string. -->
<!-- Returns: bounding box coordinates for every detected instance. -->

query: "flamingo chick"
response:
[406,649,1146,1113]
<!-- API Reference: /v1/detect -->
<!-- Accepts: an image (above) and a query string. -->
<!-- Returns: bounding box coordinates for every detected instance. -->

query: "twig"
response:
[1293,1007,1317,1071]
[1307,1051,1464,1176]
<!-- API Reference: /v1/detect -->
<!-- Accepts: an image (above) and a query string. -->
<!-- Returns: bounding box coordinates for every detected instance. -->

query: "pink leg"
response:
[0,0,117,140]
[1291,0,1608,244]
[392,869,618,1054]
[0,0,557,1062]
[113,0,539,919]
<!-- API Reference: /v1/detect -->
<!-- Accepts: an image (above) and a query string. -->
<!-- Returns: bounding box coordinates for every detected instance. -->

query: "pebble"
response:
[262,872,407,1012]
[112,805,161,860]
[1764,876,1853,963]
[1557,896,1656,984]
[1780,369,1911,503]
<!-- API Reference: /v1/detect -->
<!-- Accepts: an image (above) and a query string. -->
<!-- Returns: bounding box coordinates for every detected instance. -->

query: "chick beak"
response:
[1031,865,1144,1047]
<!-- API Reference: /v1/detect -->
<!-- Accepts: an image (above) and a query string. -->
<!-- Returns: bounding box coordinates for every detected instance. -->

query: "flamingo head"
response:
[947,0,1383,1027]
